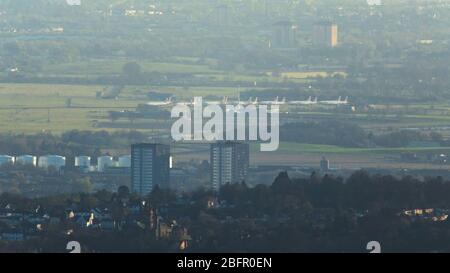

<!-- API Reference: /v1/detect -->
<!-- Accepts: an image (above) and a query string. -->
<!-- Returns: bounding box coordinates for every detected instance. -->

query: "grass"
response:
[0,108,98,133]
[43,59,219,76]
[41,59,318,86]
[0,83,140,133]
[152,86,271,98]
[0,83,259,133]
[2,81,450,139]
[279,71,347,79]
[263,142,450,155]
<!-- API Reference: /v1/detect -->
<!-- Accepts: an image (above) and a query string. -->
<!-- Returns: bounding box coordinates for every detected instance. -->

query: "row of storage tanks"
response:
[0,154,131,172]
[77,155,131,172]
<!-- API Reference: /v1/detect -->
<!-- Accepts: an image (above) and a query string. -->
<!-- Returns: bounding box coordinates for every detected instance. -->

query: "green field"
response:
[0,83,263,133]
[1,81,450,141]
[38,58,317,86]
[251,142,450,156]
[43,59,220,76]
[0,83,137,133]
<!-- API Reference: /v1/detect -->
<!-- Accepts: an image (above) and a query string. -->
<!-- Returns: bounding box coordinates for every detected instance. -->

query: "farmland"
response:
[1,0,450,172]
[1,80,450,174]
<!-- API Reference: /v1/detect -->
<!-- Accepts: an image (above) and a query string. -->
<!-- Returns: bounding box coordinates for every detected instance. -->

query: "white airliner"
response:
[272,97,287,105]
[261,96,286,105]
[225,97,257,113]
[248,97,259,105]
[177,98,201,107]
[224,97,244,113]
[221,97,259,106]
[205,96,228,105]
[289,96,318,105]
[320,96,349,105]
[146,97,173,106]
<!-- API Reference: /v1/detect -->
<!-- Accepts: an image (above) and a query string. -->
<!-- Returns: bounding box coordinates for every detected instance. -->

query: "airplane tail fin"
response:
[314,97,318,103]
[282,97,286,103]
[307,96,312,102]
[223,96,228,104]
[338,96,342,102]
[254,97,258,104]
[344,96,348,103]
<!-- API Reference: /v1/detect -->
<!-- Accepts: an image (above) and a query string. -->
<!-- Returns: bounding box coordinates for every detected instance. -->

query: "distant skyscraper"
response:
[215,5,229,26]
[272,21,297,48]
[131,143,170,195]
[210,141,250,191]
[313,21,338,48]
[320,156,330,172]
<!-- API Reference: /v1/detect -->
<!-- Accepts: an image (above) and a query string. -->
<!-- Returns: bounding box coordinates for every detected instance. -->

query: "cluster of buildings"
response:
[131,141,250,196]
[0,205,50,242]
[399,152,450,166]
[401,208,449,222]
[0,141,251,197]
[0,201,190,249]
[272,20,338,48]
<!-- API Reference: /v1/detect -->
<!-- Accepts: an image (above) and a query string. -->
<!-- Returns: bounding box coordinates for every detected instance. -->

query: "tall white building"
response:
[210,142,250,191]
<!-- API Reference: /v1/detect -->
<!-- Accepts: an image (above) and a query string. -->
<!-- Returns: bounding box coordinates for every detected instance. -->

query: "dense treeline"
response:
[281,121,444,148]
[218,171,450,212]
[188,171,450,252]
[281,121,368,147]
[0,130,146,156]
[0,125,443,156]
[2,171,450,252]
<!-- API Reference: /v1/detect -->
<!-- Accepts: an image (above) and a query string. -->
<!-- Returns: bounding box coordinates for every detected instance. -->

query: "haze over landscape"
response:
[1,0,450,254]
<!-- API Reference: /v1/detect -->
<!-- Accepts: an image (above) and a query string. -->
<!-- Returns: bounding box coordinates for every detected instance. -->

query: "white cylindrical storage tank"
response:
[0,155,15,166]
[75,156,91,168]
[97,156,113,172]
[118,155,131,168]
[39,155,66,169]
[38,156,47,168]
[16,155,37,166]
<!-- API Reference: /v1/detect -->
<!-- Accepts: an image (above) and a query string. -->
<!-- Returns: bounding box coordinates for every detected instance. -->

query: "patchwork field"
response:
[0,83,136,133]
[174,143,450,170]
[1,82,450,172]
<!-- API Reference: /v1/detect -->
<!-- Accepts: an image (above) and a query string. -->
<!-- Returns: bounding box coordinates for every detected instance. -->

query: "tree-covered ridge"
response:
[2,171,450,252]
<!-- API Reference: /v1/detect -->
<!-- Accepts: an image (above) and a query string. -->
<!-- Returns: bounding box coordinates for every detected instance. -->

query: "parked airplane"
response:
[272,97,287,105]
[220,97,259,107]
[248,97,259,105]
[289,96,318,105]
[146,97,173,106]
[240,97,256,105]
[261,96,286,105]
[320,96,349,105]
[177,98,202,107]
[205,96,228,105]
